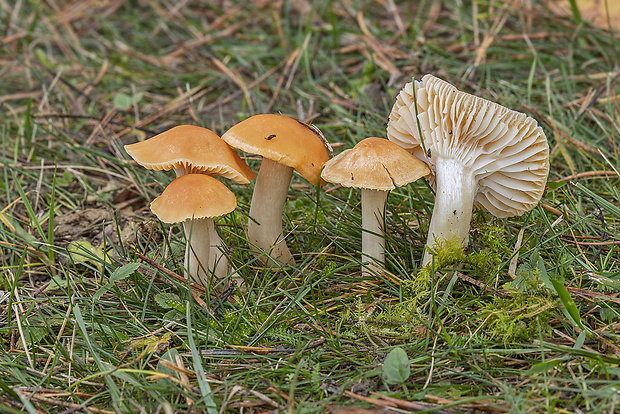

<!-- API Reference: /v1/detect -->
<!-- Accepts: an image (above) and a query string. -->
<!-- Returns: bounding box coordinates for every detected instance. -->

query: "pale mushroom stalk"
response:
[206,221,232,278]
[422,157,476,266]
[182,218,211,283]
[361,188,389,275]
[247,158,295,266]
[170,167,232,278]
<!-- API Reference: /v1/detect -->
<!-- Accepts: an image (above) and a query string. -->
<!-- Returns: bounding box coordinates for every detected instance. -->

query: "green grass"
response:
[1,0,619,412]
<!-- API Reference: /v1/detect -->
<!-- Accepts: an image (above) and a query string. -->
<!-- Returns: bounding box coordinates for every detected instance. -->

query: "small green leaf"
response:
[113,93,133,110]
[574,330,587,350]
[23,325,49,344]
[94,263,140,300]
[56,170,75,187]
[46,275,69,291]
[546,181,566,190]
[549,275,583,329]
[93,285,109,300]
[157,348,180,376]
[528,358,564,374]
[109,262,140,283]
[34,49,53,68]
[382,347,410,385]
[68,241,109,271]
[162,309,182,322]
[155,292,184,311]
[536,256,555,292]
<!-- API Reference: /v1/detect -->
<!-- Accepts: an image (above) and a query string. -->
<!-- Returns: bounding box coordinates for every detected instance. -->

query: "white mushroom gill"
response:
[387,75,549,266]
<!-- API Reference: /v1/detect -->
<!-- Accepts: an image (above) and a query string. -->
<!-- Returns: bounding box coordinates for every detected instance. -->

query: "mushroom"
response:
[124,125,255,181]
[322,137,430,275]
[387,74,549,266]
[150,174,237,283]
[125,125,255,278]
[221,114,330,266]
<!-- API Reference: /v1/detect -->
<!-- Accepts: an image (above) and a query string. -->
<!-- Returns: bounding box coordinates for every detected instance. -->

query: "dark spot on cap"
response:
[265,134,276,140]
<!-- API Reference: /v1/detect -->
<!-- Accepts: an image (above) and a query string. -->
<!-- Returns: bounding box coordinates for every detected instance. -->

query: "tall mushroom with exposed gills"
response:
[125,125,255,279]
[150,174,237,284]
[322,138,430,275]
[221,114,330,266]
[387,75,550,266]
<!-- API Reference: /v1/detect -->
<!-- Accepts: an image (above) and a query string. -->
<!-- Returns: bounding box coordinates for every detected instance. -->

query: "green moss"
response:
[395,222,514,314]
[466,222,510,278]
[341,297,426,341]
[477,294,553,344]
[263,324,301,346]
[407,237,465,302]
[418,222,510,284]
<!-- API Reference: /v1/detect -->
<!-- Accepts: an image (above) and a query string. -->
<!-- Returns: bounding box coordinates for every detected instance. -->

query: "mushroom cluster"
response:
[387,74,549,266]
[125,116,330,282]
[126,74,549,285]
[125,125,254,283]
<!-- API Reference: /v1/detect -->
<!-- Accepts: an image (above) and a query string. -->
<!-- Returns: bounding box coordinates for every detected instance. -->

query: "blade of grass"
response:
[72,301,123,412]
[47,164,57,263]
[10,171,46,243]
[185,302,218,414]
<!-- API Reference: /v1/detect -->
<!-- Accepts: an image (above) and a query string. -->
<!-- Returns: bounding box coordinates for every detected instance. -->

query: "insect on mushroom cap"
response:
[221,114,330,186]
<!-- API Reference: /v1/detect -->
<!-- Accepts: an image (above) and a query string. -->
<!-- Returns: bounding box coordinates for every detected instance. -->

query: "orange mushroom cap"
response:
[125,125,255,184]
[322,137,430,191]
[221,114,330,186]
[150,174,237,224]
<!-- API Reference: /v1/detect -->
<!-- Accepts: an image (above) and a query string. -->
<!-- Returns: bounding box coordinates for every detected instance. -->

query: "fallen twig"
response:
[556,170,619,182]
[522,104,599,155]
[456,272,512,298]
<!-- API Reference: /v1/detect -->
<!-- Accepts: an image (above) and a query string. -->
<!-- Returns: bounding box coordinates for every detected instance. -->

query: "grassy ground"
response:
[1,0,619,412]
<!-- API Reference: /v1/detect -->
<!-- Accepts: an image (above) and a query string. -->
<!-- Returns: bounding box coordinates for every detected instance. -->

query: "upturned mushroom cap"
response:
[150,174,237,223]
[322,137,430,191]
[125,125,256,184]
[387,74,549,218]
[221,114,330,186]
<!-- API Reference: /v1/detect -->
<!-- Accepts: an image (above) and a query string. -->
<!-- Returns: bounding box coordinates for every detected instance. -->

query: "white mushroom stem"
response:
[423,157,477,266]
[207,221,239,281]
[247,158,296,266]
[183,218,211,283]
[361,189,389,276]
